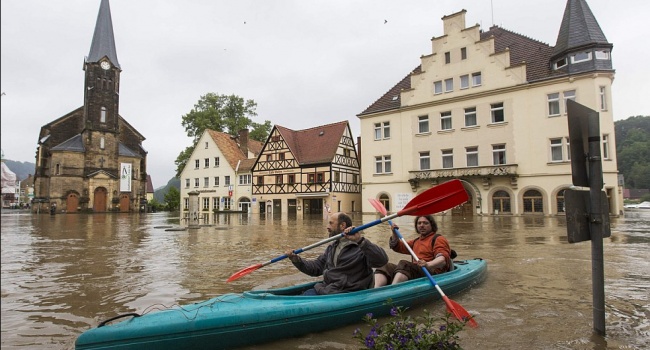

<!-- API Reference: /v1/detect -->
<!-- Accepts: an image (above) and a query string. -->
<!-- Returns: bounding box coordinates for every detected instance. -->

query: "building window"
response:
[203,197,210,210]
[444,51,451,64]
[571,51,592,64]
[333,171,340,182]
[556,189,566,213]
[418,115,429,133]
[595,50,610,60]
[317,173,324,183]
[419,151,430,170]
[493,144,506,165]
[55,163,60,175]
[548,93,560,116]
[224,176,230,186]
[352,174,358,184]
[276,175,283,184]
[492,190,511,214]
[466,146,478,167]
[444,78,453,92]
[550,138,564,162]
[100,137,105,149]
[279,152,285,160]
[239,174,251,185]
[442,149,453,169]
[523,189,544,213]
[205,142,208,149]
[308,174,315,183]
[100,107,106,123]
[440,111,452,130]
[214,176,219,186]
[343,148,351,157]
[461,47,467,60]
[194,178,199,187]
[185,178,190,188]
[602,134,610,160]
[204,177,209,187]
[434,81,443,95]
[379,193,390,211]
[204,158,209,168]
[490,102,504,123]
[194,159,200,169]
[375,155,392,174]
[566,137,571,161]
[460,74,469,89]
[471,72,482,86]
[554,58,567,69]
[214,157,220,167]
[563,90,576,114]
[184,198,189,210]
[213,197,219,209]
[257,176,264,185]
[266,154,272,162]
[288,174,295,184]
[223,197,231,210]
[464,107,477,127]
[374,122,390,140]
[599,86,607,111]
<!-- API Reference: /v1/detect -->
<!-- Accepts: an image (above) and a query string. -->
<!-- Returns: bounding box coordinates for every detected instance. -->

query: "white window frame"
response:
[418,115,429,134]
[239,174,251,185]
[184,198,189,210]
[550,138,564,162]
[214,157,220,167]
[214,176,219,186]
[442,149,453,169]
[595,50,610,60]
[194,178,199,187]
[563,90,576,115]
[203,177,209,187]
[374,155,392,174]
[460,74,469,89]
[571,51,592,64]
[213,197,219,209]
[466,146,478,167]
[225,176,231,186]
[185,178,190,188]
[374,122,390,140]
[471,72,482,87]
[464,107,477,127]
[554,58,568,70]
[491,103,505,123]
[548,93,560,116]
[440,111,452,130]
[444,78,453,93]
[419,151,430,170]
[434,81,443,95]
[204,158,210,168]
[493,144,506,165]
[203,197,210,210]
[599,86,607,111]
[602,134,610,160]
[194,159,200,169]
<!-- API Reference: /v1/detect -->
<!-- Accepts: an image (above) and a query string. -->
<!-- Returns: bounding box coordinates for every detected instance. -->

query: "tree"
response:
[175,93,271,177]
[164,186,180,211]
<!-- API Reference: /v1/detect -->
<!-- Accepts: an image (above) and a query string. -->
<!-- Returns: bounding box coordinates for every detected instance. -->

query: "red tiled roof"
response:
[359,26,558,116]
[236,158,257,173]
[207,130,261,170]
[275,121,349,165]
[146,174,154,193]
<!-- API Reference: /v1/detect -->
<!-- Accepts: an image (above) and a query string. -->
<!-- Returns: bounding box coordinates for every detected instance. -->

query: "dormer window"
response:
[595,50,610,60]
[554,58,567,70]
[571,51,592,64]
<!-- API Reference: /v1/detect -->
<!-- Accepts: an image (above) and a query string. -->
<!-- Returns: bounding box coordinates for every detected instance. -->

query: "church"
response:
[33,0,148,213]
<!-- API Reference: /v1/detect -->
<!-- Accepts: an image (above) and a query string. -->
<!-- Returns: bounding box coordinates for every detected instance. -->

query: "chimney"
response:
[238,129,249,156]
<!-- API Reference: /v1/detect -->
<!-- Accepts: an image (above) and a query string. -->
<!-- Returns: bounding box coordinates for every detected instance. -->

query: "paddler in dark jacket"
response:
[286,212,388,295]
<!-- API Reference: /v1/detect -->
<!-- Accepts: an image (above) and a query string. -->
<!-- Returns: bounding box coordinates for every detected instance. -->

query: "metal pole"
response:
[588,118,606,335]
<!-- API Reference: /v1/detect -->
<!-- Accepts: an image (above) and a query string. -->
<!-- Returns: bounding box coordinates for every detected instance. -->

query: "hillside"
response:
[154,177,180,202]
[2,160,35,181]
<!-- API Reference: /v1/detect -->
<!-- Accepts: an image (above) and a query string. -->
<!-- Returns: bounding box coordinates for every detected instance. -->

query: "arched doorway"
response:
[93,187,107,212]
[523,189,544,214]
[119,194,130,212]
[379,193,390,212]
[66,193,79,213]
[492,190,511,215]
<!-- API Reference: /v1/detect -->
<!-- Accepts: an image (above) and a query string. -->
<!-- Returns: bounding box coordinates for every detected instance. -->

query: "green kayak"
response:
[76,258,487,349]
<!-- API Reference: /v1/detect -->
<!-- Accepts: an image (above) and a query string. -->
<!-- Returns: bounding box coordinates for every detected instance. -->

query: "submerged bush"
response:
[353,305,466,350]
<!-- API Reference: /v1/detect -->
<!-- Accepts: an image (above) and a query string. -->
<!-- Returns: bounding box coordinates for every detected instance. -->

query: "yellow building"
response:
[358,0,621,216]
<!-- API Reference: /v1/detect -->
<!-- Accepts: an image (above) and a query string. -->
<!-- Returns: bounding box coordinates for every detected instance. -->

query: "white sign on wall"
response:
[120,163,132,192]
[395,193,412,211]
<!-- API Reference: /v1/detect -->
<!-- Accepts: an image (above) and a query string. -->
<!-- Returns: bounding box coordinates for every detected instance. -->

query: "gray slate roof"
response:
[51,134,85,152]
[86,0,120,68]
[553,0,610,57]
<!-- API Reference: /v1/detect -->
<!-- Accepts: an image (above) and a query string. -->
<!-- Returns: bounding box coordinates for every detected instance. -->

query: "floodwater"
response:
[1,209,648,349]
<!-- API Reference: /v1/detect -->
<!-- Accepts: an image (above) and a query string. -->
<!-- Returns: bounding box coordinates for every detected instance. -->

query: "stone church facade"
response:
[33,0,147,213]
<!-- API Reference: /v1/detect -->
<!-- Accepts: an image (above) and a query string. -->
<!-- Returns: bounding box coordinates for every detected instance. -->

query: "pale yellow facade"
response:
[358,11,622,216]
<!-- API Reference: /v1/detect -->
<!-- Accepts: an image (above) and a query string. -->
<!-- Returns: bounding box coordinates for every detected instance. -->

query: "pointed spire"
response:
[553,0,610,57]
[87,0,120,68]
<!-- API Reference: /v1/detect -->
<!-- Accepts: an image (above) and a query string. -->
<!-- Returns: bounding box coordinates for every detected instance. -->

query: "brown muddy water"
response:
[1,209,648,349]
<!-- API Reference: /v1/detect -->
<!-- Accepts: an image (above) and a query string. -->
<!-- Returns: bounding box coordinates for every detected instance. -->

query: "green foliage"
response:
[147,198,163,211]
[615,116,650,189]
[175,93,271,177]
[354,305,465,350]
[164,186,180,211]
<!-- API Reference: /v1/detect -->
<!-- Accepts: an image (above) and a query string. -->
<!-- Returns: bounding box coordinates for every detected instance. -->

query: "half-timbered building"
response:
[251,121,361,215]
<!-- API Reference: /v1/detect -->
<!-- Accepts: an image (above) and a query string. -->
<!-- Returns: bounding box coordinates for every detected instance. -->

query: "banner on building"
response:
[120,163,132,192]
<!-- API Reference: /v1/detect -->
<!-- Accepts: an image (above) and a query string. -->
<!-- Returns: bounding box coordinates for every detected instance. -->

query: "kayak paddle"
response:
[227,179,468,283]
[368,195,478,328]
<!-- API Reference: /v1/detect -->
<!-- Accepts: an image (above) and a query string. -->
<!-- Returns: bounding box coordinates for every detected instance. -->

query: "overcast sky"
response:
[2,0,648,188]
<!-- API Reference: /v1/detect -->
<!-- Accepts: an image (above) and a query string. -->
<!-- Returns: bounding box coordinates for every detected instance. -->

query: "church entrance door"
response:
[94,187,107,212]
[66,193,79,213]
[119,194,130,212]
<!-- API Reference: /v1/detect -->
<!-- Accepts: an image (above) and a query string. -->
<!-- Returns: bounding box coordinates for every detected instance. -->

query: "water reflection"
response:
[1,210,648,349]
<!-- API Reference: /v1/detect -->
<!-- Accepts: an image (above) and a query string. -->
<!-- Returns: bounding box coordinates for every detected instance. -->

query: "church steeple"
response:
[551,0,613,74]
[86,0,120,68]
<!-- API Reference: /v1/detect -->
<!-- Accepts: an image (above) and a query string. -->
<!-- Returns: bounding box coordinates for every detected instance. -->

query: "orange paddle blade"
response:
[399,179,468,216]
[445,297,478,328]
[226,263,263,283]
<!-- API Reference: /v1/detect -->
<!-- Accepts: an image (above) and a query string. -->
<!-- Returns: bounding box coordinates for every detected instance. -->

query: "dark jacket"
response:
[290,237,388,295]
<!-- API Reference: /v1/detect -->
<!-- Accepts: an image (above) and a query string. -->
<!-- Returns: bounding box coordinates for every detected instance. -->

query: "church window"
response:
[100,107,106,123]
[100,137,105,149]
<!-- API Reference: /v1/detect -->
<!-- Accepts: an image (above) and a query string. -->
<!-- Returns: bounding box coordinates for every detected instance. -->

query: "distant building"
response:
[32,0,147,213]
[251,121,361,215]
[179,129,262,223]
[1,151,18,208]
[357,0,622,216]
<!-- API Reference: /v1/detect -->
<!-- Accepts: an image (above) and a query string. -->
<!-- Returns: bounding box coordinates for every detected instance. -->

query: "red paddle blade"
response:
[399,179,468,216]
[444,297,478,328]
[226,263,263,283]
[368,198,388,216]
